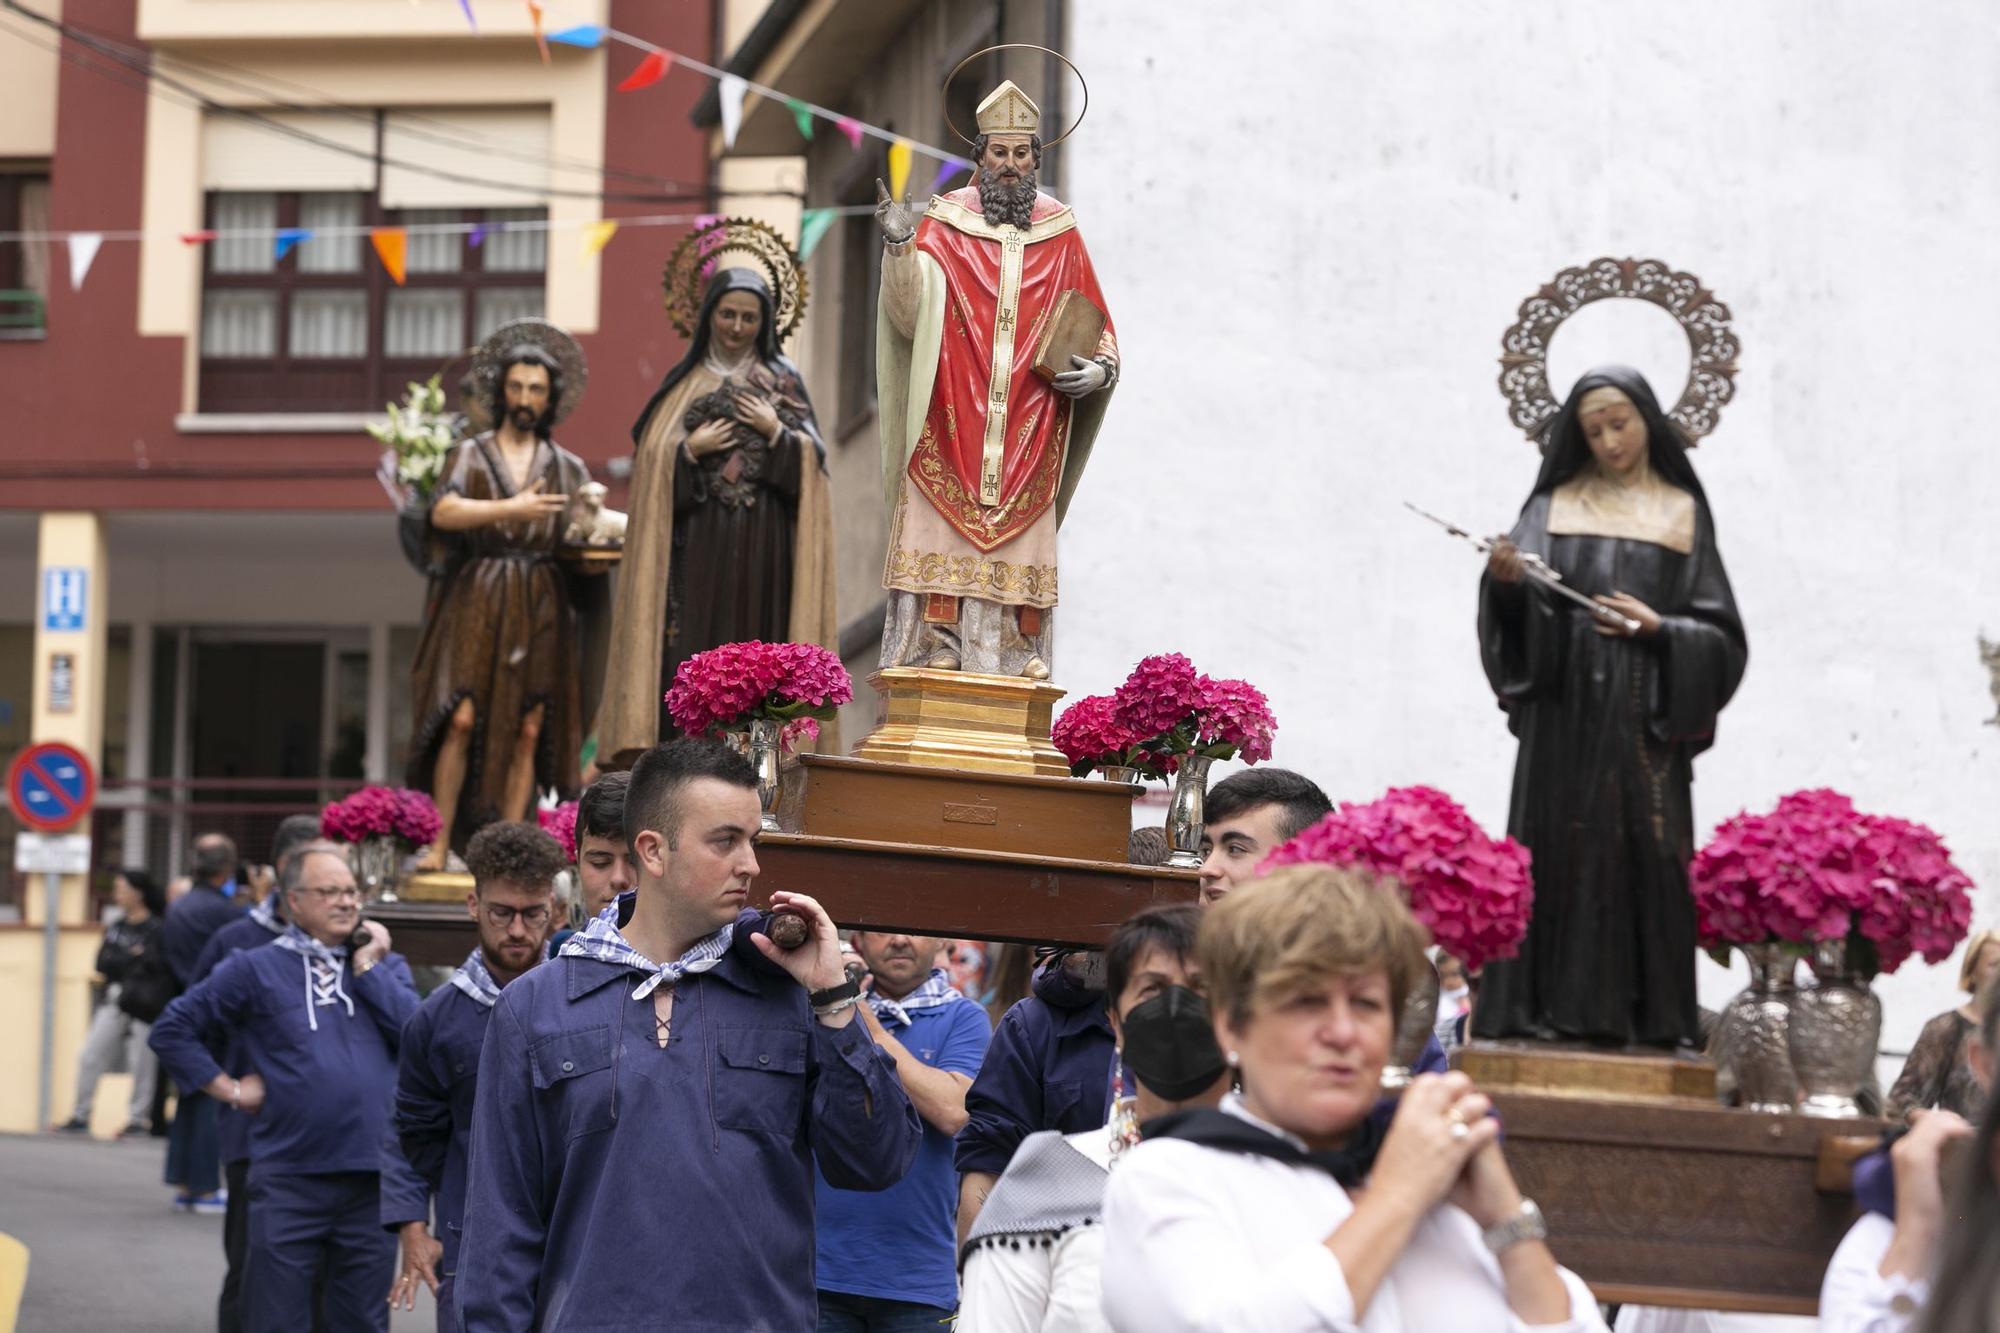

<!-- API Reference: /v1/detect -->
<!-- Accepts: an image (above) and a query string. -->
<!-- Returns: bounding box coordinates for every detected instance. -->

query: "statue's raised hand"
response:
[875,178,919,245]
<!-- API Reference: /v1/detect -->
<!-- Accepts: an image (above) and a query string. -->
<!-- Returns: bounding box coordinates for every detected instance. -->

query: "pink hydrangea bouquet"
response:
[1052,694,1177,780]
[665,639,853,739]
[1261,785,1534,973]
[1690,789,1973,977]
[1108,653,1277,766]
[538,801,579,861]
[321,786,442,850]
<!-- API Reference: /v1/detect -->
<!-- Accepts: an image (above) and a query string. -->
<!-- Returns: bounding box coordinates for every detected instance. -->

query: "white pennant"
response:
[719,74,748,150]
[67,233,102,291]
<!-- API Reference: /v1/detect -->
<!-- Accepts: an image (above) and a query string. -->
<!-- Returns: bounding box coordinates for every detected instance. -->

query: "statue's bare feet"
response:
[413,841,449,873]
[1022,657,1050,681]
[925,651,960,671]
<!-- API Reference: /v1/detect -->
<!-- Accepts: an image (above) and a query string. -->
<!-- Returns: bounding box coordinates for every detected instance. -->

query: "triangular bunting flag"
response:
[786,98,814,141]
[718,75,748,149]
[457,0,476,31]
[370,228,408,285]
[887,140,912,200]
[797,210,836,262]
[546,23,606,48]
[274,228,310,262]
[180,230,216,245]
[527,0,548,63]
[834,117,864,151]
[617,50,668,92]
[468,224,487,248]
[66,233,102,291]
[580,219,619,260]
[928,158,967,196]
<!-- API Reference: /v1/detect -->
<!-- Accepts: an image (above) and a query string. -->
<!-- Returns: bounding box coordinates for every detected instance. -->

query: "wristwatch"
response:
[808,976,862,1012]
[1481,1198,1547,1255]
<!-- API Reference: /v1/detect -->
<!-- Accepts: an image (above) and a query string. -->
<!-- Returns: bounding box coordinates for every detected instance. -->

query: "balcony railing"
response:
[0,289,46,341]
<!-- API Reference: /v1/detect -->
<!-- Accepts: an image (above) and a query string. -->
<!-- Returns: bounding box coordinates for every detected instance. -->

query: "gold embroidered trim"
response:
[908,396,1068,553]
[980,228,1027,503]
[885,546,1059,603]
[927,196,1078,245]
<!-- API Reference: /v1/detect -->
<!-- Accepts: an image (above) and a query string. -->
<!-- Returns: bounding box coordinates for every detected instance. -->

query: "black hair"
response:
[1527,365,1709,507]
[270,813,323,870]
[576,770,630,847]
[625,738,758,853]
[1105,904,1203,1013]
[117,867,166,917]
[973,131,1044,169]
[488,345,564,436]
[190,833,238,886]
[1913,976,2000,1333]
[1203,768,1333,844]
[464,821,568,893]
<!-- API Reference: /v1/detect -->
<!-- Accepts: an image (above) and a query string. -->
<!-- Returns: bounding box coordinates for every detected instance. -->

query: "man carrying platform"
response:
[456,739,920,1332]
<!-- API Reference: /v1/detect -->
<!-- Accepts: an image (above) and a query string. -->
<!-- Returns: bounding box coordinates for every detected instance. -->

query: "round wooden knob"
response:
[767,908,811,950]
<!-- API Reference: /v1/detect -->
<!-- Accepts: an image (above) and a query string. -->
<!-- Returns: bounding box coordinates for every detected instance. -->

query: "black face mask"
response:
[1120,985,1227,1102]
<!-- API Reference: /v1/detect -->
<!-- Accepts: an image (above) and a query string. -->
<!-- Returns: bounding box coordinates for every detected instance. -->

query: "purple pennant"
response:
[468,224,487,248]
[457,0,476,30]
[927,158,968,196]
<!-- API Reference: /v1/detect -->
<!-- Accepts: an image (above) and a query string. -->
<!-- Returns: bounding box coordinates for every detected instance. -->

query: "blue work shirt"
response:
[816,995,993,1310]
[149,944,419,1178]
[954,993,1115,1178]
[385,981,495,1285]
[191,909,286,1167]
[161,882,244,986]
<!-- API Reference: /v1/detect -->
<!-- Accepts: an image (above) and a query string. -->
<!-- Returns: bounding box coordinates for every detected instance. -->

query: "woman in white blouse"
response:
[1100,864,1607,1332]
[958,904,1231,1333]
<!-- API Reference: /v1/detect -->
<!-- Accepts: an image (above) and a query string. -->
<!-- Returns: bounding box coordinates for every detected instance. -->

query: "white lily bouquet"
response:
[369,375,460,507]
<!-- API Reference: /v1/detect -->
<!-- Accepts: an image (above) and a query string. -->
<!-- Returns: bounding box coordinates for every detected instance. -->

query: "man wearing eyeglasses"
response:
[386,821,563,1329]
[151,844,420,1333]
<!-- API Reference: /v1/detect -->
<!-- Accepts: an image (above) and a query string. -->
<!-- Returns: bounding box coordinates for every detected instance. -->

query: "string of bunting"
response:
[8,206,877,292]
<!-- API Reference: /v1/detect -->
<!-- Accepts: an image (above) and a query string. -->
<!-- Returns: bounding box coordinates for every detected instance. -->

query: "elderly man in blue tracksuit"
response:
[152,843,419,1333]
[385,819,566,1327]
[457,739,921,1332]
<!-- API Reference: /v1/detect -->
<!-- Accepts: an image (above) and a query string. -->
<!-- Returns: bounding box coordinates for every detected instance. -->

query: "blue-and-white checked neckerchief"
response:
[249,896,282,935]
[558,914,732,1000]
[867,968,964,1029]
[270,924,354,1031]
[448,941,554,1008]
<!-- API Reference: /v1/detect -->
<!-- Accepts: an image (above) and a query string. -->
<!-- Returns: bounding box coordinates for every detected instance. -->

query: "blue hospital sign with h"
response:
[42,568,88,632]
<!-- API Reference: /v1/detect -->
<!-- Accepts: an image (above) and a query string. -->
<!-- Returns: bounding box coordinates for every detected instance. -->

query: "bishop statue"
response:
[874,79,1118,679]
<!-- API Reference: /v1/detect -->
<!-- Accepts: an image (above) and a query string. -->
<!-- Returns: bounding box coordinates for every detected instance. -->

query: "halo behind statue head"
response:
[470,317,588,429]
[943,44,1088,149]
[1497,256,1740,448]
[662,217,809,344]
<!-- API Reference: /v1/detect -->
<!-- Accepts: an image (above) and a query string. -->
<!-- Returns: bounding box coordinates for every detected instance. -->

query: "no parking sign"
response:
[6,741,96,833]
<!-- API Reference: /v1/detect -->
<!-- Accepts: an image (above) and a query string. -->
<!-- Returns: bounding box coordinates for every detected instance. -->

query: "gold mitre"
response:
[975,80,1040,138]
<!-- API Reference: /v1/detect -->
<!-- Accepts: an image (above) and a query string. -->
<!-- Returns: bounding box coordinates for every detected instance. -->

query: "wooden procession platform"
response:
[369,667,1880,1315]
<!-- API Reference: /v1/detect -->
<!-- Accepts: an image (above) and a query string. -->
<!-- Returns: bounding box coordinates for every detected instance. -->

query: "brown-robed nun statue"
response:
[593,222,836,763]
[1471,365,1747,1050]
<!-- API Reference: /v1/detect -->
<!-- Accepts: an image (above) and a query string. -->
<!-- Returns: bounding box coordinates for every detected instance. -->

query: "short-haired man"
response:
[160,831,246,1213]
[573,770,636,920]
[188,813,323,1333]
[817,931,993,1329]
[384,820,563,1328]
[458,739,920,1331]
[1196,768,1334,905]
[151,846,420,1332]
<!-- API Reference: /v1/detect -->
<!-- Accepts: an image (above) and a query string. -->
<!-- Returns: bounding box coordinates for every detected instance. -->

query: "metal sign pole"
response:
[38,870,60,1130]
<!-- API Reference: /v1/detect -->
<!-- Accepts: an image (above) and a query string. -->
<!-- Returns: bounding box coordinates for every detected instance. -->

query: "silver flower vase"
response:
[1097,765,1144,785]
[1380,958,1442,1091]
[744,718,783,832]
[1164,754,1215,869]
[354,835,400,903]
[1789,938,1881,1118]
[1715,942,1799,1113]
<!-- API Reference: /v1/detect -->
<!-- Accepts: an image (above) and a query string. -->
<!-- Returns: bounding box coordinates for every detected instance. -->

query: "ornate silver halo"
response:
[661,217,808,345]
[1497,256,1740,446]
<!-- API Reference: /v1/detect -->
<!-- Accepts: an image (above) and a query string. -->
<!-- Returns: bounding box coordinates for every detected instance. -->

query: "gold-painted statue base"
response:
[851,667,1069,777]
[397,869,474,904]
[1454,1040,1719,1105]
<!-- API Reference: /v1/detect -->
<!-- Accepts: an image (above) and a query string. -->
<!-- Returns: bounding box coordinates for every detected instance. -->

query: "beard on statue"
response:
[977,164,1037,228]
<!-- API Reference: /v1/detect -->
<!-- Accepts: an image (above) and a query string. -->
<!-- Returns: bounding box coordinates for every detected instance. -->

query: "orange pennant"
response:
[527,0,548,63]
[616,50,668,92]
[370,228,408,285]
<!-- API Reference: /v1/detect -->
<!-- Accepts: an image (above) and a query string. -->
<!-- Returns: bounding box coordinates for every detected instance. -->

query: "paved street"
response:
[0,1133,436,1332]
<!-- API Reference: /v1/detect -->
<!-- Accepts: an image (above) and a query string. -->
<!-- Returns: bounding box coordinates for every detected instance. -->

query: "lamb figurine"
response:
[563,481,627,547]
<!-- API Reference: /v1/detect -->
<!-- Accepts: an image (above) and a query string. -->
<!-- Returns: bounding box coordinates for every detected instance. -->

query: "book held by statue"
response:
[1031,289,1106,381]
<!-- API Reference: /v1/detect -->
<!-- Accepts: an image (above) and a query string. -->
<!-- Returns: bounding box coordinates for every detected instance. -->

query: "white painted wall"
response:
[1060,1,2000,1063]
